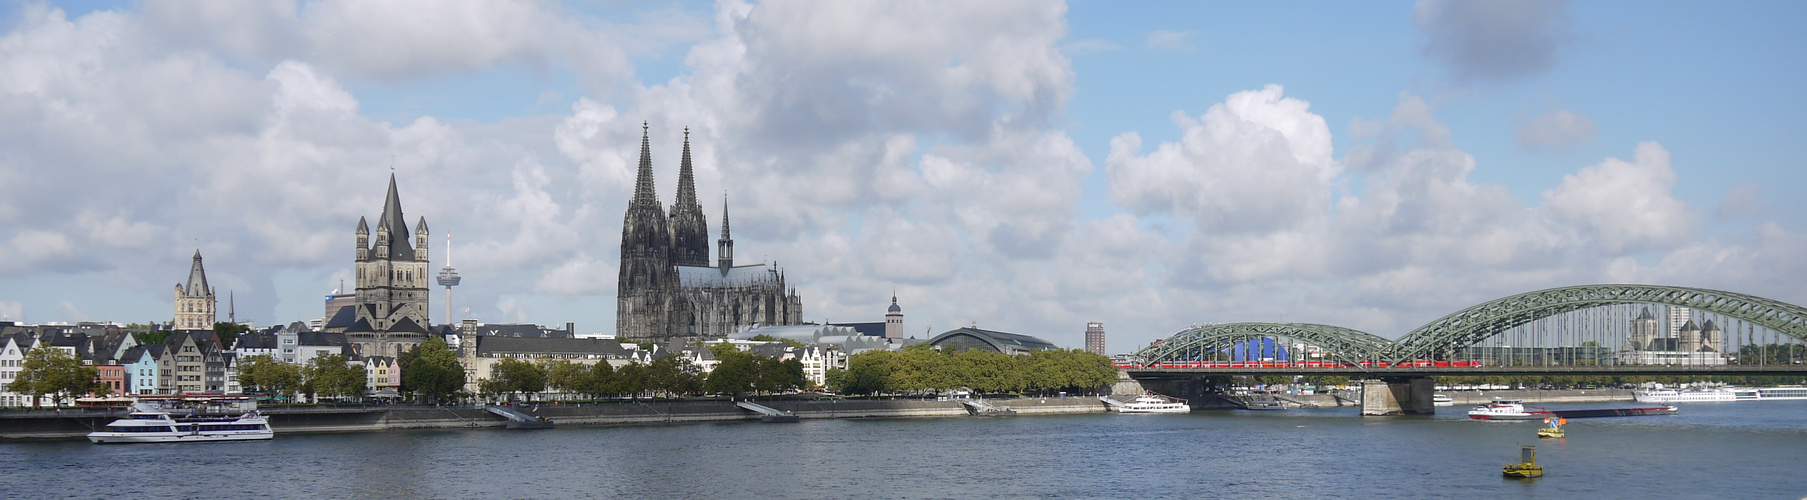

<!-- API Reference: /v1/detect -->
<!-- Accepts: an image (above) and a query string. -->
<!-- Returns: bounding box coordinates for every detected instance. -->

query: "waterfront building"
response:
[0,333,33,406]
[1084,322,1105,355]
[617,125,803,341]
[365,356,400,398]
[120,344,162,395]
[161,331,218,394]
[174,250,218,331]
[455,319,635,394]
[338,174,432,358]
[886,295,904,342]
[926,327,1059,355]
[1616,306,1726,365]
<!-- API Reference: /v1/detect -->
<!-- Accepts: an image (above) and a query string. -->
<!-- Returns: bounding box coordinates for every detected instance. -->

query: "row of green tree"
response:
[832,347,1118,396]
[475,343,808,401]
[237,353,367,401]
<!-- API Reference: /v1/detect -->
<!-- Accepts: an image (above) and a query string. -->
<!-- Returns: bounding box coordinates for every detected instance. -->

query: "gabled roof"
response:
[476,336,631,358]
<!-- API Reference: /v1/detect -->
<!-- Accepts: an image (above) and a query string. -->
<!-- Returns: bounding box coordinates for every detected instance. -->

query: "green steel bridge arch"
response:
[1133,285,1807,366]
[1133,322,1395,365]
[1383,284,1807,362]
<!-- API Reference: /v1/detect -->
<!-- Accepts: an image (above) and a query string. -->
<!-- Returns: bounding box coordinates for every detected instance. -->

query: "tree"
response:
[647,354,701,397]
[823,367,846,393]
[213,322,250,350]
[706,350,758,396]
[4,347,97,408]
[842,351,898,395]
[238,355,302,399]
[545,360,590,398]
[403,337,466,404]
[583,361,618,399]
[303,354,366,401]
[484,357,547,401]
[614,362,649,399]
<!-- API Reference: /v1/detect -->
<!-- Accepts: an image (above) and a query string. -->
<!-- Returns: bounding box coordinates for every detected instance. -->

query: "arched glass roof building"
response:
[926,327,1059,355]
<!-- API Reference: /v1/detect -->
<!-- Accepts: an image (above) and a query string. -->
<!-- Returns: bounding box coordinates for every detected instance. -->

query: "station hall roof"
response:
[926,327,1059,354]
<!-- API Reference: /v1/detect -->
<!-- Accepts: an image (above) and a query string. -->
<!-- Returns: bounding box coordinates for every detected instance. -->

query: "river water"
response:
[5,399,1806,499]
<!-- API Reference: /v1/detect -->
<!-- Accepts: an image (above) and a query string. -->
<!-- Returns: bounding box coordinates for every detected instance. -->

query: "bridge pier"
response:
[1360,377,1434,416]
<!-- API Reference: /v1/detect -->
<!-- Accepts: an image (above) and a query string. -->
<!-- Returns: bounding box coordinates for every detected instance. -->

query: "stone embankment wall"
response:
[0,397,1108,440]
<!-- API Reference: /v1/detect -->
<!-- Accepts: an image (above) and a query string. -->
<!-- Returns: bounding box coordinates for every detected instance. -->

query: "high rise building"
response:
[1668,306,1692,339]
[173,250,217,330]
[1085,322,1106,355]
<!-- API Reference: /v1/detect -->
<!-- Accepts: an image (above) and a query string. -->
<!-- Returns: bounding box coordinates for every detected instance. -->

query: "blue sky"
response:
[0,0,1803,352]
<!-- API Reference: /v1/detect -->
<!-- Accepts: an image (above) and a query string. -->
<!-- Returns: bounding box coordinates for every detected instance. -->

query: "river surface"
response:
[5,399,1807,499]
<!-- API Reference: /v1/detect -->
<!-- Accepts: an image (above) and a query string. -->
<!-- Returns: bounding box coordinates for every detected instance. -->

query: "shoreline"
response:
[0,389,1638,440]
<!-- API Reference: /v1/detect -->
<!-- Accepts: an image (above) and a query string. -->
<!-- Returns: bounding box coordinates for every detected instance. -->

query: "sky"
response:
[1,0,1804,354]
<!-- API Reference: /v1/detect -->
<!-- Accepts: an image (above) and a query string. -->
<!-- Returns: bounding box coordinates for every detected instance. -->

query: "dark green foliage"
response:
[4,347,98,408]
[482,358,548,399]
[840,348,1118,396]
[402,337,466,404]
[237,354,302,398]
[303,353,367,400]
[212,322,250,350]
[647,354,703,397]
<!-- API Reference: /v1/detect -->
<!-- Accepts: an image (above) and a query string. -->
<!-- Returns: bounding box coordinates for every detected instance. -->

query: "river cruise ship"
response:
[1635,386,1807,403]
[87,405,273,444]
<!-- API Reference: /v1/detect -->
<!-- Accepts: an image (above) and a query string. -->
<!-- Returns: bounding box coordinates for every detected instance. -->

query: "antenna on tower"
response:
[436,232,462,327]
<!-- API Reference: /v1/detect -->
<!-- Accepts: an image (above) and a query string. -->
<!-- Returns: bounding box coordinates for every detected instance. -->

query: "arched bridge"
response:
[1132,284,1807,373]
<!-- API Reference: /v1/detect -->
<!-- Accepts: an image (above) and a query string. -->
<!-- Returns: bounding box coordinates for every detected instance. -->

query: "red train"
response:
[1117,360,1481,369]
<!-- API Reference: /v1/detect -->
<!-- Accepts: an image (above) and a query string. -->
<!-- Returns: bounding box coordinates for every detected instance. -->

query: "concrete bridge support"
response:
[1361,377,1434,416]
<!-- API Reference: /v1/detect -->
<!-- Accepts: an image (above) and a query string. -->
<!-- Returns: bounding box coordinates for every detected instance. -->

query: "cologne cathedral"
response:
[617,124,803,341]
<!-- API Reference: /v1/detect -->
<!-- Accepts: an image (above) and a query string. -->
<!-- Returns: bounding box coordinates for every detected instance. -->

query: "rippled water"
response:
[6,400,1806,499]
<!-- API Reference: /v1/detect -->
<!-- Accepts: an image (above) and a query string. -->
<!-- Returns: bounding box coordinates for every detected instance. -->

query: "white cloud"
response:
[1415,0,1571,82]
[1106,84,1337,233]
[1515,107,1596,151]
[1144,30,1195,51]
[0,301,22,321]
[1540,142,1698,254]
[55,301,89,323]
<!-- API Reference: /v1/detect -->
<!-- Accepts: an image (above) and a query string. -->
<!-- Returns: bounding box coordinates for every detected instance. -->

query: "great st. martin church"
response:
[617,124,802,341]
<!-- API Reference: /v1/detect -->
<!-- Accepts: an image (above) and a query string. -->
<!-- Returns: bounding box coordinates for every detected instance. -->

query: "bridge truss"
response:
[1134,284,1807,368]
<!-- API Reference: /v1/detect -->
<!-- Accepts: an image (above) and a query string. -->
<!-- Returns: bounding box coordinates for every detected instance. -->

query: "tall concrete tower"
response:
[1085,322,1106,355]
[436,233,462,327]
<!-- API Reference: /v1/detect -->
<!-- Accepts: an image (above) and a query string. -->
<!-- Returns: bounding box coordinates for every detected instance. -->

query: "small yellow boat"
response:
[1503,445,1544,478]
[1537,417,1565,439]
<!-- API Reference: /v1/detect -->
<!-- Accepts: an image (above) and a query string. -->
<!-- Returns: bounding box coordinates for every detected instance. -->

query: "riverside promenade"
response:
[0,397,1108,440]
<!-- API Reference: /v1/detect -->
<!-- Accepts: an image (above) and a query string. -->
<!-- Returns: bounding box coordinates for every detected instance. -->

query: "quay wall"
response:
[0,397,1108,440]
[1442,388,1634,405]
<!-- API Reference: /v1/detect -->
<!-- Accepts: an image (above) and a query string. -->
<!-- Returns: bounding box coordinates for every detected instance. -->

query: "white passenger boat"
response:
[1433,394,1454,407]
[1114,393,1191,414]
[87,406,273,444]
[1636,386,1807,403]
[1634,388,1736,403]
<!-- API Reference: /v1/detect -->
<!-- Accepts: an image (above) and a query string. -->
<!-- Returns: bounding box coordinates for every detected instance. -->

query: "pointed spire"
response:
[184,249,211,297]
[677,127,697,206]
[375,172,414,259]
[720,191,731,241]
[632,121,657,204]
[356,216,369,235]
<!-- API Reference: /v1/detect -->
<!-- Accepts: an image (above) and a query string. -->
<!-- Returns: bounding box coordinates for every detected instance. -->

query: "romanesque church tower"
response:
[618,123,683,340]
[173,250,217,330]
[349,173,432,357]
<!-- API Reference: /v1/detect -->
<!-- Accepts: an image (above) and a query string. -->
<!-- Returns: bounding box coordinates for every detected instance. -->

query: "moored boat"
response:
[1432,394,1454,407]
[88,405,272,444]
[1634,388,1736,403]
[1115,393,1191,414]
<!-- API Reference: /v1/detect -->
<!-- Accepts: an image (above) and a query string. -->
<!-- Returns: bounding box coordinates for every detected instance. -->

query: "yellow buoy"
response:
[1537,417,1565,439]
[1503,445,1544,478]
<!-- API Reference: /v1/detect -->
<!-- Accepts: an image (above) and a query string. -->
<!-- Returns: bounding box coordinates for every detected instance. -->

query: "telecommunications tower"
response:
[435,233,462,326]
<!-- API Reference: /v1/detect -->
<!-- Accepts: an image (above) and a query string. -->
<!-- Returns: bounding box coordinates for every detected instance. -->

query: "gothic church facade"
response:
[618,124,802,341]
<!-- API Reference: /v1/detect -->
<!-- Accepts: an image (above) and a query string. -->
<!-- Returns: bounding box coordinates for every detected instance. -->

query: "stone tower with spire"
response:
[668,127,710,268]
[173,250,217,330]
[618,122,683,340]
[619,124,803,340]
[349,173,431,357]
